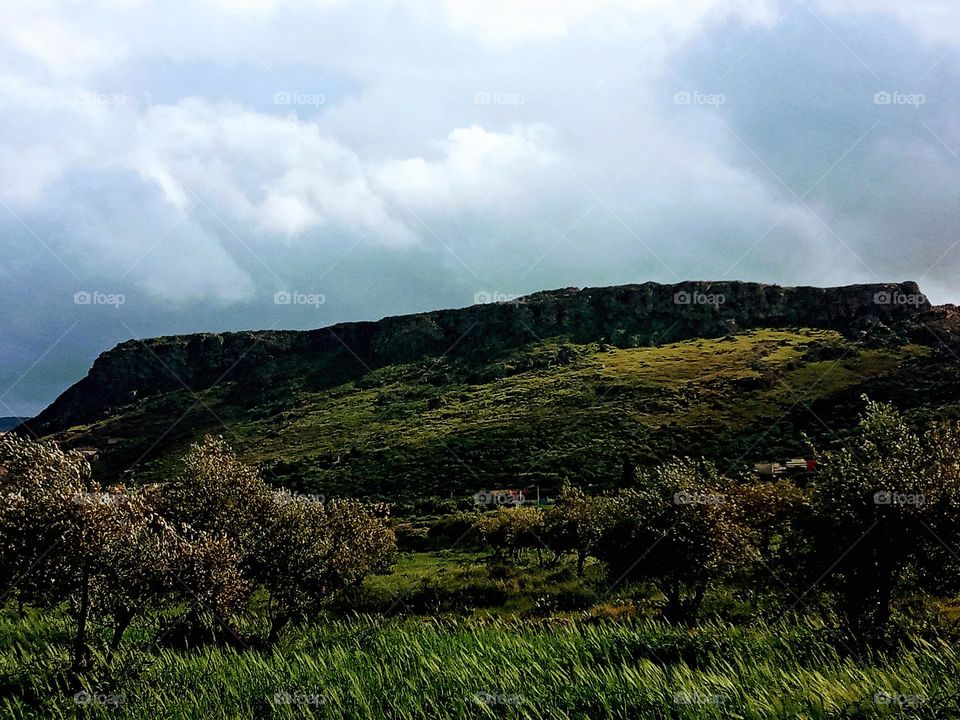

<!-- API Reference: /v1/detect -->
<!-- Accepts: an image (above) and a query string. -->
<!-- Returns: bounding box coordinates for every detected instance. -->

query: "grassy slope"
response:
[55,328,929,499]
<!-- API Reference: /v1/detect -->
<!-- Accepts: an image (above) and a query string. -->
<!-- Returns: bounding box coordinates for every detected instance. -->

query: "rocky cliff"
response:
[25,280,939,436]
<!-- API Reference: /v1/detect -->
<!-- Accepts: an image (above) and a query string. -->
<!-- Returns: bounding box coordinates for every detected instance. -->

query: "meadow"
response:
[3,545,959,719]
[4,605,958,719]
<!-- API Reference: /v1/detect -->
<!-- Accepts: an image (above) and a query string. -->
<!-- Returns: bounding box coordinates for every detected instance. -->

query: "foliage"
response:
[161,436,396,642]
[0,434,243,674]
[542,484,603,575]
[479,506,545,561]
[809,398,960,642]
[591,458,758,623]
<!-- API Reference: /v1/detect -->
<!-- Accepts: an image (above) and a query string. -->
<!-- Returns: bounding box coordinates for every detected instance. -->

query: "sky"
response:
[1,0,959,417]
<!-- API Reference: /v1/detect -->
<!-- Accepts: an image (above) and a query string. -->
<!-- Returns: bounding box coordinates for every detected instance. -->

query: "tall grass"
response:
[1,611,956,719]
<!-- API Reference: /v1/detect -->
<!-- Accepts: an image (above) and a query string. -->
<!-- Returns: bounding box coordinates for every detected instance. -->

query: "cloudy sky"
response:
[1,0,959,417]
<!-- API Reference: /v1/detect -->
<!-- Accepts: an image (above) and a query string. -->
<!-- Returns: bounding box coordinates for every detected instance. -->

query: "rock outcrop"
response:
[25,280,937,435]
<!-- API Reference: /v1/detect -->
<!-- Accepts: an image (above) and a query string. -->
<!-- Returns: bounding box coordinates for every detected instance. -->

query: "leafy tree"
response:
[808,398,960,641]
[162,436,396,643]
[542,485,601,575]
[728,479,809,603]
[159,435,272,564]
[480,506,545,562]
[257,493,396,642]
[592,458,756,623]
[0,434,244,674]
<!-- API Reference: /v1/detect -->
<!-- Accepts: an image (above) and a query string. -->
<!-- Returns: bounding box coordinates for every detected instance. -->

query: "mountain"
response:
[22,281,960,500]
[0,417,29,433]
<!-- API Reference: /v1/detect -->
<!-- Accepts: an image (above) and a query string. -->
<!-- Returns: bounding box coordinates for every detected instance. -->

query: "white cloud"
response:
[817,0,960,45]
[133,99,416,246]
[439,0,777,46]
[0,65,570,302]
[374,124,557,209]
[257,191,324,237]
[5,12,122,79]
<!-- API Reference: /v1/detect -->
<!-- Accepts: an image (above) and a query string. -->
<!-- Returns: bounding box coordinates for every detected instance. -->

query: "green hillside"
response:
[48,326,941,501]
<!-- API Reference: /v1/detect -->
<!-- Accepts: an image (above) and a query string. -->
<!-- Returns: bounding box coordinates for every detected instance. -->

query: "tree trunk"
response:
[268,612,292,645]
[664,581,682,623]
[71,568,92,676]
[683,582,706,625]
[106,608,135,666]
[576,549,586,577]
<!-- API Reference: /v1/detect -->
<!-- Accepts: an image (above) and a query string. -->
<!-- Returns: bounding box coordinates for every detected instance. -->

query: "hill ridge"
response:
[25,280,937,437]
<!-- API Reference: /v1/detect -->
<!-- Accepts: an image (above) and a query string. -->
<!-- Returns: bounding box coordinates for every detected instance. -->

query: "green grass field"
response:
[4,549,959,719]
[3,610,956,719]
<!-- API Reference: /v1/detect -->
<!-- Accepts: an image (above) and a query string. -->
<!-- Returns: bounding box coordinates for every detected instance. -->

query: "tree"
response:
[808,398,960,642]
[480,506,545,562]
[257,493,396,642]
[161,436,396,643]
[0,434,244,674]
[592,458,756,623]
[728,479,809,603]
[159,434,272,564]
[542,484,601,575]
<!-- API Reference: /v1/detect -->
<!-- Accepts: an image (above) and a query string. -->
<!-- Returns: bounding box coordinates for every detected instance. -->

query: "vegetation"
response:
[7,395,960,717]
[0,434,394,673]
[50,328,937,501]
[589,459,757,624]
[807,399,960,643]
[0,435,245,675]
[2,613,959,719]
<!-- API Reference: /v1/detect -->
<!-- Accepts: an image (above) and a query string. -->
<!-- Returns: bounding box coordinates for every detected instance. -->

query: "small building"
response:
[754,462,784,476]
[472,487,553,507]
[754,458,815,476]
